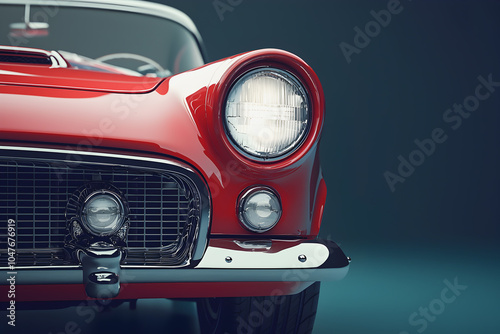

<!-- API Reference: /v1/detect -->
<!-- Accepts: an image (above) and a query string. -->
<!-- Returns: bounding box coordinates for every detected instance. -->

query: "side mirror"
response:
[9,4,49,38]
[10,22,49,38]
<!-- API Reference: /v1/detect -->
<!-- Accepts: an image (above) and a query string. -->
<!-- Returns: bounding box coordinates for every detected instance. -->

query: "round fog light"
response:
[82,191,125,236]
[239,187,282,233]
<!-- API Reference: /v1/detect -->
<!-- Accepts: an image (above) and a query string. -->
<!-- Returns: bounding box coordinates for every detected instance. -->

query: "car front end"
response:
[0,1,349,332]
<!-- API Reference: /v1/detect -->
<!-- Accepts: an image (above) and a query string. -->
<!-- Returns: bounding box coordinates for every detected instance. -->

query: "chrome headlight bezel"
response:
[223,67,311,161]
[238,186,282,233]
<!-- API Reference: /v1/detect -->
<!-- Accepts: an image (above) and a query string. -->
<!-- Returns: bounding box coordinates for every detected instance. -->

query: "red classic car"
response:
[0,0,349,333]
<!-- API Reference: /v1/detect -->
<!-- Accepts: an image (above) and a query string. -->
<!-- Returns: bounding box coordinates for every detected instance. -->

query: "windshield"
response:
[0,3,205,77]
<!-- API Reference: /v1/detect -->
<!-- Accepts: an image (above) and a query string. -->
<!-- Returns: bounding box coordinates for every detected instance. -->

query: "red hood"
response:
[0,48,324,173]
[0,63,162,93]
[0,59,223,168]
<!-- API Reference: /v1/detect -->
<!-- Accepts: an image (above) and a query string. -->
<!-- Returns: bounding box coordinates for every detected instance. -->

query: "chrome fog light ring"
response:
[238,186,282,233]
[81,190,126,236]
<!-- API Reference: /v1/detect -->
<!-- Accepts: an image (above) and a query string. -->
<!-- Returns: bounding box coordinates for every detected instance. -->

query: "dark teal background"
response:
[150,1,500,333]
[164,0,500,246]
[159,2,500,332]
[2,1,499,333]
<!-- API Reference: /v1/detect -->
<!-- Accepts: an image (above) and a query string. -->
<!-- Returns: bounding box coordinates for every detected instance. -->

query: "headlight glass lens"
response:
[83,192,124,236]
[239,188,282,232]
[225,68,309,159]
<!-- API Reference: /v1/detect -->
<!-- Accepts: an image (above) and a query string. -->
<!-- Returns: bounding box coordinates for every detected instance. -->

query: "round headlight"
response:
[225,68,310,160]
[239,187,282,233]
[82,191,125,236]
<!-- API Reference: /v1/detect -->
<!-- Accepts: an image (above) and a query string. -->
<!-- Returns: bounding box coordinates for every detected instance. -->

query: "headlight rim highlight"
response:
[223,67,311,162]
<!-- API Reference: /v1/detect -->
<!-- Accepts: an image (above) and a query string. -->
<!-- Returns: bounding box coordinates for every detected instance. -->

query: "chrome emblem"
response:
[88,272,119,284]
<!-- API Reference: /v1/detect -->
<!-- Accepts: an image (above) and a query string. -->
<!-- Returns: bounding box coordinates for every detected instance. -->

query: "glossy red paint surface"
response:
[0,63,162,93]
[0,48,327,238]
[0,282,313,302]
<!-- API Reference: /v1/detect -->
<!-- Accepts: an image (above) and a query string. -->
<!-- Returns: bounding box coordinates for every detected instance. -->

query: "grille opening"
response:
[0,157,202,267]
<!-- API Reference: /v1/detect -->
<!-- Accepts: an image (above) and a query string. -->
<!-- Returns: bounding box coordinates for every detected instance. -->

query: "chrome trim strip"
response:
[0,69,34,76]
[0,265,80,270]
[0,242,327,270]
[0,240,348,272]
[50,50,69,68]
[234,240,272,250]
[0,264,189,270]
[0,45,52,56]
[0,145,188,171]
[0,267,349,284]
[197,243,329,269]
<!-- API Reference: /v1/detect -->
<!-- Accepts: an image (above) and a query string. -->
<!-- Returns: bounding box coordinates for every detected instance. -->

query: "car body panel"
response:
[0,50,327,238]
[0,63,163,92]
[0,1,349,304]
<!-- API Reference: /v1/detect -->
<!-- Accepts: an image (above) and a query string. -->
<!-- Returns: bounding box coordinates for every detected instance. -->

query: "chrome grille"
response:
[0,153,203,267]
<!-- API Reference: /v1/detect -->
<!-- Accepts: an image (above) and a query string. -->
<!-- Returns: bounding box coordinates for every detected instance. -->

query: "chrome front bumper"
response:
[0,239,349,285]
